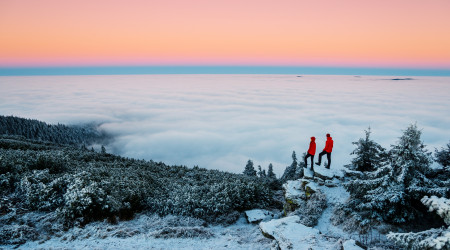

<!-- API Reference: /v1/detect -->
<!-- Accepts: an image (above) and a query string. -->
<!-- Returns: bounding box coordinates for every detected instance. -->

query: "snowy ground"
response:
[1,166,395,250]
[1,214,275,250]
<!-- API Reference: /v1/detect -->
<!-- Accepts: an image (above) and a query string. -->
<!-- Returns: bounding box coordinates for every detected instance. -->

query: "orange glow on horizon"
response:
[1,0,450,68]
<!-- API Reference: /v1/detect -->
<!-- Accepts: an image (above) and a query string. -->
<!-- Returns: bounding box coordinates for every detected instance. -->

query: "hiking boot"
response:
[325,166,330,169]
[315,162,320,166]
[311,166,314,171]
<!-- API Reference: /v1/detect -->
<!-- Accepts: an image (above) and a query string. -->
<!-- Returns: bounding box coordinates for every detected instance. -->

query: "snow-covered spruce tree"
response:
[267,163,276,179]
[280,151,302,183]
[257,165,266,178]
[243,159,257,176]
[348,127,387,172]
[435,142,450,170]
[344,124,443,224]
[387,196,450,250]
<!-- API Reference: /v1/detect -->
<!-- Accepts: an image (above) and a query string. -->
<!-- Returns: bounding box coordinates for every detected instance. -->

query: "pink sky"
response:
[1,0,450,68]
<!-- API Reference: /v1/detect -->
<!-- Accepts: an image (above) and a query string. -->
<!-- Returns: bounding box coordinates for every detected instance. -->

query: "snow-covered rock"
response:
[283,180,305,206]
[305,181,320,199]
[324,180,338,187]
[343,239,364,250]
[245,209,275,223]
[304,168,315,179]
[313,167,344,180]
[259,216,334,250]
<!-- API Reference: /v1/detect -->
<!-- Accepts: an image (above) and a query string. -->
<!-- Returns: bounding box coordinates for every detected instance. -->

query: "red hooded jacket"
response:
[324,136,333,153]
[308,137,316,155]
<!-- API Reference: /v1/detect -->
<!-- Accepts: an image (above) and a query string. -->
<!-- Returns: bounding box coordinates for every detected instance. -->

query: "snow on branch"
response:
[421,196,450,225]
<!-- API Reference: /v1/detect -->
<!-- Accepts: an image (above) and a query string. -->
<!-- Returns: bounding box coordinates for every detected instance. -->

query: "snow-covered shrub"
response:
[293,190,327,227]
[151,227,214,239]
[0,172,13,195]
[148,175,272,223]
[387,196,450,250]
[20,169,66,211]
[29,153,67,174]
[59,171,111,224]
[0,225,39,245]
[1,133,274,228]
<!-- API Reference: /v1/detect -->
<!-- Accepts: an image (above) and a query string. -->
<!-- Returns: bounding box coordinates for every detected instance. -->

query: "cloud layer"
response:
[1,75,449,176]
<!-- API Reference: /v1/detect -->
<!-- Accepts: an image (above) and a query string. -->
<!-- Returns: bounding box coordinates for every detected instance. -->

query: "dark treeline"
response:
[0,115,109,146]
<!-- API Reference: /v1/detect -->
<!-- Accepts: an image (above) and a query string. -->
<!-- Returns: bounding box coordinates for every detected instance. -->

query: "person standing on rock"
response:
[304,137,316,170]
[316,133,333,169]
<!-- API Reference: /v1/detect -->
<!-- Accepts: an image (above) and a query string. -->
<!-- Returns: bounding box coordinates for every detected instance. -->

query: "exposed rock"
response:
[259,216,335,250]
[314,177,325,186]
[305,182,320,199]
[245,209,275,223]
[324,180,338,188]
[314,167,344,181]
[304,168,315,180]
[283,180,305,206]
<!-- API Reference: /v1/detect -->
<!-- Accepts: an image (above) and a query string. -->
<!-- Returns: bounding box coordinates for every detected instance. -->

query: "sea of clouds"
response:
[1,74,449,176]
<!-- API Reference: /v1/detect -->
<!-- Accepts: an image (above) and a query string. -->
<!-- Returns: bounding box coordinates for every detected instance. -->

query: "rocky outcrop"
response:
[259,216,338,250]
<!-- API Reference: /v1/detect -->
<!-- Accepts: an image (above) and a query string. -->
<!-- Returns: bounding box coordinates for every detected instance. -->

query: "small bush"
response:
[151,227,214,239]
[0,225,39,245]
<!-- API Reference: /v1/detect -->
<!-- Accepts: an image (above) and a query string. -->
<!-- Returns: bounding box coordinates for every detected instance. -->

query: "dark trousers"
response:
[317,151,331,168]
[304,153,314,168]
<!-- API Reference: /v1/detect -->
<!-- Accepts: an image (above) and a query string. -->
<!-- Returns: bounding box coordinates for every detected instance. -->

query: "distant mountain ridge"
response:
[0,115,108,146]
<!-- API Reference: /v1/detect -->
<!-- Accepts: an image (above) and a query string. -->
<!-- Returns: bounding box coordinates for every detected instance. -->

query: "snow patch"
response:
[313,167,345,180]
[343,239,364,250]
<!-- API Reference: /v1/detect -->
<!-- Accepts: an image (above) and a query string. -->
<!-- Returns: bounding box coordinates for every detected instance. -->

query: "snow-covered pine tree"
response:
[348,127,387,172]
[267,163,276,179]
[390,124,440,200]
[344,124,443,224]
[432,143,450,198]
[387,196,450,250]
[257,165,266,178]
[243,160,257,176]
[435,142,450,170]
[280,151,302,182]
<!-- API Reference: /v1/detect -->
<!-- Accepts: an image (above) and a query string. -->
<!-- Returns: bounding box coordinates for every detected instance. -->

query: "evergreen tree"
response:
[344,124,444,224]
[435,141,450,170]
[280,151,301,182]
[267,163,276,179]
[348,127,387,172]
[243,160,257,176]
[257,165,266,178]
[387,196,450,249]
[299,152,307,168]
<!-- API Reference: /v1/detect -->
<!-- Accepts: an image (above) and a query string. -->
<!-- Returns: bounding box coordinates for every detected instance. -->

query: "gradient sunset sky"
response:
[1,0,450,68]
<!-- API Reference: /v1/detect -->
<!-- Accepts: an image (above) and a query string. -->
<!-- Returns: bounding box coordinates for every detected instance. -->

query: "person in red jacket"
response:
[304,137,316,170]
[316,133,333,169]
